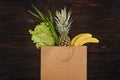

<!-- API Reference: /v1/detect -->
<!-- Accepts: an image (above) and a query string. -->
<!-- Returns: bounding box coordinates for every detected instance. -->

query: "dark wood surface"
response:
[0,0,120,80]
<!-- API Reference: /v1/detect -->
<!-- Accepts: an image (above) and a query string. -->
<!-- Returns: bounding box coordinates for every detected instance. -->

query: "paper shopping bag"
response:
[41,46,87,80]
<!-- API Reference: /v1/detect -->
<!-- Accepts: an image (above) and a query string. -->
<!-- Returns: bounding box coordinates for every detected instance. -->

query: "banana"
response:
[73,33,92,46]
[78,37,99,46]
[71,33,86,46]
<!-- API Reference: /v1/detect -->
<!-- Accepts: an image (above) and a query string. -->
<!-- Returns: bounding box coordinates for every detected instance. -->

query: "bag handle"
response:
[53,47,74,62]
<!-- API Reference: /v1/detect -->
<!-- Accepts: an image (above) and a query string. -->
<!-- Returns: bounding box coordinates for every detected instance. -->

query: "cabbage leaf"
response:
[29,22,55,48]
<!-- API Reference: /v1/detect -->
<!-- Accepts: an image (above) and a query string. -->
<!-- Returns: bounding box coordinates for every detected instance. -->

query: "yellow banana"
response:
[73,33,92,46]
[71,33,85,46]
[79,37,99,46]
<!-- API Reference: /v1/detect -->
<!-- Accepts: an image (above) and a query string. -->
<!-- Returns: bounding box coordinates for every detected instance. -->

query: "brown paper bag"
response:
[41,46,87,80]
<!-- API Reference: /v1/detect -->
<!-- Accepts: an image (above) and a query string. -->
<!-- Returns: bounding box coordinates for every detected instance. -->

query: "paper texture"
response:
[41,46,87,80]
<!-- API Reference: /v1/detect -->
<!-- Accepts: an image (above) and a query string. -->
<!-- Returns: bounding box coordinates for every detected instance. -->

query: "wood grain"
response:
[0,0,120,80]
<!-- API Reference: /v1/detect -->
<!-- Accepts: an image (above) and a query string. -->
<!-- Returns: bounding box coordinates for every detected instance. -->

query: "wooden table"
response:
[0,0,120,80]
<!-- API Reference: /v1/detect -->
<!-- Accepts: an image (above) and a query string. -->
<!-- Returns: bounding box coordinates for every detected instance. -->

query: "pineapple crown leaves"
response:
[54,7,73,35]
[28,4,58,45]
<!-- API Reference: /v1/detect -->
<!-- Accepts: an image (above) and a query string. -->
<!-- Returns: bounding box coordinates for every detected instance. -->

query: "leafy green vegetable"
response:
[29,22,55,48]
[28,5,58,46]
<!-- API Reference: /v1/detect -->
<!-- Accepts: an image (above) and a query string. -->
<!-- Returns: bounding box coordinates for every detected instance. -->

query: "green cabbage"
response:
[29,22,55,48]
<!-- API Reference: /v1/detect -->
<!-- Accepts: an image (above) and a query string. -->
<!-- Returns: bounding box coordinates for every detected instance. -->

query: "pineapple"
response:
[54,7,73,46]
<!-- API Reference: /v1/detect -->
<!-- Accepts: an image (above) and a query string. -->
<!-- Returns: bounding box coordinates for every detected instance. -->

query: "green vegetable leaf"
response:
[29,22,55,48]
[28,10,40,19]
[28,4,58,46]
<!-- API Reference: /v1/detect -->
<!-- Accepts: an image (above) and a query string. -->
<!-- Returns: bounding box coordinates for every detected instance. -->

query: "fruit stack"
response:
[29,5,99,48]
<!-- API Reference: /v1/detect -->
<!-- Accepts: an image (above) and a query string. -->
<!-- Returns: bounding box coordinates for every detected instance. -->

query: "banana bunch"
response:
[71,33,99,46]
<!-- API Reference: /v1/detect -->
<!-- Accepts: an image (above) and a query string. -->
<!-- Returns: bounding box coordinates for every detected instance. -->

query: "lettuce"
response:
[28,5,58,45]
[29,22,55,48]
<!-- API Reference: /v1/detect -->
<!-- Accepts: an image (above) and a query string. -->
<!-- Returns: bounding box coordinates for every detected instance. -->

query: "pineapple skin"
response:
[58,35,71,46]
